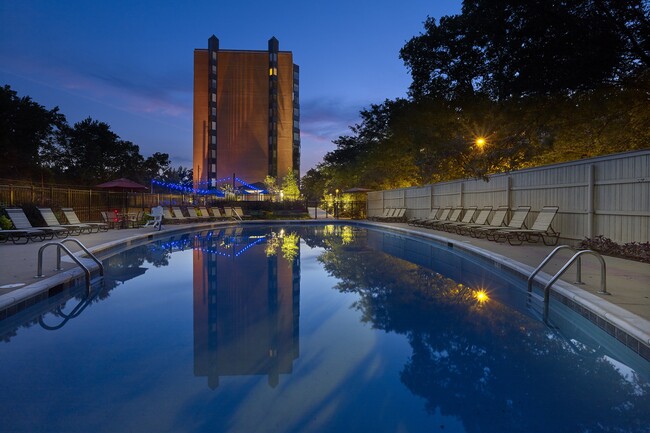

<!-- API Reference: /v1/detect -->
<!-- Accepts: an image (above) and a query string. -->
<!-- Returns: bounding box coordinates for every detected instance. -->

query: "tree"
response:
[301,168,328,201]
[264,175,279,200]
[281,168,301,200]
[0,84,67,180]
[400,0,650,101]
[58,117,144,184]
[139,152,171,184]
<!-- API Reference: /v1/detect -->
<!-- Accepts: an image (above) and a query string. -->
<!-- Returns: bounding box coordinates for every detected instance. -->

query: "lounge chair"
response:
[421,207,451,228]
[426,207,463,230]
[0,228,48,244]
[162,208,177,223]
[408,207,440,226]
[463,206,509,237]
[376,208,396,221]
[386,208,406,222]
[143,206,163,230]
[210,207,226,219]
[6,208,69,239]
[232,207,250,219]
[61,208,108,232]
[223,207,241,221]
[37,207,93,235]
[369,208,392,221]
[440,206,478,232]
[491,206,560,245]
[171,207,194,223]
[186,207,202,220]
[451,206,492,234]
[473,206,531,239]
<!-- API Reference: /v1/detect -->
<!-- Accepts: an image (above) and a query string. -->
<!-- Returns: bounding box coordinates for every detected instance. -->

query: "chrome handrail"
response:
[58,238,104,276]
[541,249,608,321]
[527,245,584,293]
[36,240,104,294]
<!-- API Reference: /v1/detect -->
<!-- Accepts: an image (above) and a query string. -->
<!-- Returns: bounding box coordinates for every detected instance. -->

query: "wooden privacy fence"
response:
[367,149,650,244]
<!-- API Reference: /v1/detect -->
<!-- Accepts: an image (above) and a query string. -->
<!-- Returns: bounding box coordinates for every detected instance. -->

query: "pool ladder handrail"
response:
[527,245,608,322]
[36,239,104,293]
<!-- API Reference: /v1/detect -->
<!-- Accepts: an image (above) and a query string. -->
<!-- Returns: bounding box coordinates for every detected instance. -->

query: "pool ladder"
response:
[527,245,607,321]
[36,239,104,294]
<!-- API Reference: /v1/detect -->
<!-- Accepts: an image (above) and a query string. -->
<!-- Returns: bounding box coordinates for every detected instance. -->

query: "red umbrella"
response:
[96,178,148,191]
[96,178,148,225]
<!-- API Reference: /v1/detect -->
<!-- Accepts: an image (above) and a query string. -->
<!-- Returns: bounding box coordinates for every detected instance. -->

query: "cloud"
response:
[300,97,364,142]
[0,53,192,124]
[298,98,368,172]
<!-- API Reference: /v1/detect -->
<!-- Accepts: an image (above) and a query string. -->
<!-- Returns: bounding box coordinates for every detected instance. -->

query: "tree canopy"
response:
[305,1,650,196]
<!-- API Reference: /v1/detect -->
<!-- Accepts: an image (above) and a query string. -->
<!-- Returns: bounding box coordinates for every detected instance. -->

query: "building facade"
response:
[193,35,300,190]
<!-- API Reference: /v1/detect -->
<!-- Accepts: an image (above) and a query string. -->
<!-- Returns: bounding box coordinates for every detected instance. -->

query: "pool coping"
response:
[1,219,648,362]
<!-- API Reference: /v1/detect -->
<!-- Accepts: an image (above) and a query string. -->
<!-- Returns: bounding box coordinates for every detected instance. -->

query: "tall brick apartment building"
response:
[193,35,300,189]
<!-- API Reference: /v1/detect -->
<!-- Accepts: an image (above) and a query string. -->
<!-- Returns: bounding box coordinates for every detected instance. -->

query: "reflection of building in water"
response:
[193,229,300,389]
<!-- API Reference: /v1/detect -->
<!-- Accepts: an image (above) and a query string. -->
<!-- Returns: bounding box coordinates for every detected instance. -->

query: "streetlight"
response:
[475,136,486,151]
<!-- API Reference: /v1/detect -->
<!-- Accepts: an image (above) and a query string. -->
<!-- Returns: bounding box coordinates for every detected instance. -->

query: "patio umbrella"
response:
[95,178,148,191]
[96,178,148,221]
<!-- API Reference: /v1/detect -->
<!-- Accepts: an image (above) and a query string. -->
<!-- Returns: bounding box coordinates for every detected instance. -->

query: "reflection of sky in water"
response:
[0,225,648,433]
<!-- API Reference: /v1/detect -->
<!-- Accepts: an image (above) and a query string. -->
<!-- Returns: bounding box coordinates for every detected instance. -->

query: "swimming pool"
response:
[1,223,648,433]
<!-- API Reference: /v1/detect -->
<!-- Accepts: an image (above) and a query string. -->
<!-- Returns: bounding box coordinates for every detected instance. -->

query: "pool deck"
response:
[0,219,648,347]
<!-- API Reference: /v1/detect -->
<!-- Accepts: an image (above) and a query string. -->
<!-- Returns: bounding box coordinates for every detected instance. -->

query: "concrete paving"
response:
[0,219,648,342]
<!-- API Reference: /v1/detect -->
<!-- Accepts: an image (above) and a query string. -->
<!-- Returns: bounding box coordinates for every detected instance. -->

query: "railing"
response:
[527,245,586,292]
[527,245,608,322]
[36,239,104,294]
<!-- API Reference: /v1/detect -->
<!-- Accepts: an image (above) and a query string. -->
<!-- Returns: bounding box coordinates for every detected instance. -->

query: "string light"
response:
[152,175,265,195]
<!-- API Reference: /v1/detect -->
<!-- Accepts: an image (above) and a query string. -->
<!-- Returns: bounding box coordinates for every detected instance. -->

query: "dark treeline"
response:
[0,84,192,187]
[302,0,650,200]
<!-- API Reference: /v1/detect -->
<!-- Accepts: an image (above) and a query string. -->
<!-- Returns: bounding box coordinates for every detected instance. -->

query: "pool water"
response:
[1,224,648,433]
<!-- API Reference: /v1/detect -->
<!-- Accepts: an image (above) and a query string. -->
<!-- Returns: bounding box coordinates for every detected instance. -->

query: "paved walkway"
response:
[1,219,648,336]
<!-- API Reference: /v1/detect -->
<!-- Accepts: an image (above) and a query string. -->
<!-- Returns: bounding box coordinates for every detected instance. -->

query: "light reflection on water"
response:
[0,224,648,433]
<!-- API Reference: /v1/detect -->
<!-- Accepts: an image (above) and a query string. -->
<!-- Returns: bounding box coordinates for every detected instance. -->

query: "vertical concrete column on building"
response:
[268,37,279,178]
[208,36,219,189]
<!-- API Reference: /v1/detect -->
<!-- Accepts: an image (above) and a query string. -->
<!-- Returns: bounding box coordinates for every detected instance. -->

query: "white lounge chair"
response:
[61,208,108,232]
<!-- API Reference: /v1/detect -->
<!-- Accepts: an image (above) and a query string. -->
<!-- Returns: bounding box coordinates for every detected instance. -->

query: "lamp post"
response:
[335,189,340,219]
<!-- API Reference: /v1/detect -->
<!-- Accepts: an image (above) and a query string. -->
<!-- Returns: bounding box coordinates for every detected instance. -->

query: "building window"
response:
[211,121,216,130]
[210,79,216,89]
[211,94,216,102]
[211,136,216,144]
[211,65,216,74]
[211,107,216,116]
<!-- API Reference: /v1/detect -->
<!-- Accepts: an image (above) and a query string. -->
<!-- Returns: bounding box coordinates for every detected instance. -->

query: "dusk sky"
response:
[0,0,462,175]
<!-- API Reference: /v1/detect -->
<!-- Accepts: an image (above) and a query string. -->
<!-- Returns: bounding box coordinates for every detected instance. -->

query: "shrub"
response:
[579,235,650,263]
